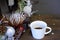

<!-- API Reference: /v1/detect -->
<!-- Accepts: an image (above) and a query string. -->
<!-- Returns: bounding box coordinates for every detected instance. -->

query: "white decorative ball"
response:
[23,6,32,17]
[6,26,15,37]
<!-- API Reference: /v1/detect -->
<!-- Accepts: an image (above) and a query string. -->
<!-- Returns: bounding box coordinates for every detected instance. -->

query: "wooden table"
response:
[20,14,60,40]
[0,14,60,40]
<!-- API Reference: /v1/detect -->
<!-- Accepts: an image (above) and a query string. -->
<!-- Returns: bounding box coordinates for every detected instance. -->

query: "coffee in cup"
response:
[35,27,42,29]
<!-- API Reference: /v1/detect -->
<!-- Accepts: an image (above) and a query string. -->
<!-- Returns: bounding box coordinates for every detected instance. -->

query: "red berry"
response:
[20,27,24,31]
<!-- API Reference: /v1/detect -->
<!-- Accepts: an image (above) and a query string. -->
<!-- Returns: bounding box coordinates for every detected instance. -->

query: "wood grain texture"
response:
[20,14,60,40]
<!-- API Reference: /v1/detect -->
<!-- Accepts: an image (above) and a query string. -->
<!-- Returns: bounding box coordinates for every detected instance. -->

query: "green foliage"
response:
[18,0,26,12]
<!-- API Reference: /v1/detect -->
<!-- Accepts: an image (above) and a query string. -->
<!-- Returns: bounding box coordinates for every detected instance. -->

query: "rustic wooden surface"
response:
[20,14,60,40]
[0,14,60,40]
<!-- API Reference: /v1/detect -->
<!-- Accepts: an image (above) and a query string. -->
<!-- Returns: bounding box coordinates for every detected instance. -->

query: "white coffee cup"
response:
[29,21,52,39]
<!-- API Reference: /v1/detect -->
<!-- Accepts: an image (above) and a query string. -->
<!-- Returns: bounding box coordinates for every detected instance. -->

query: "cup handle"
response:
[45,27,52,34]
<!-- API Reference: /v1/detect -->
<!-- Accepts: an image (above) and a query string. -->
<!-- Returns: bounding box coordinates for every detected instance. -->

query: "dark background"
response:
[0,0,60,18]
[32,0,60,18]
